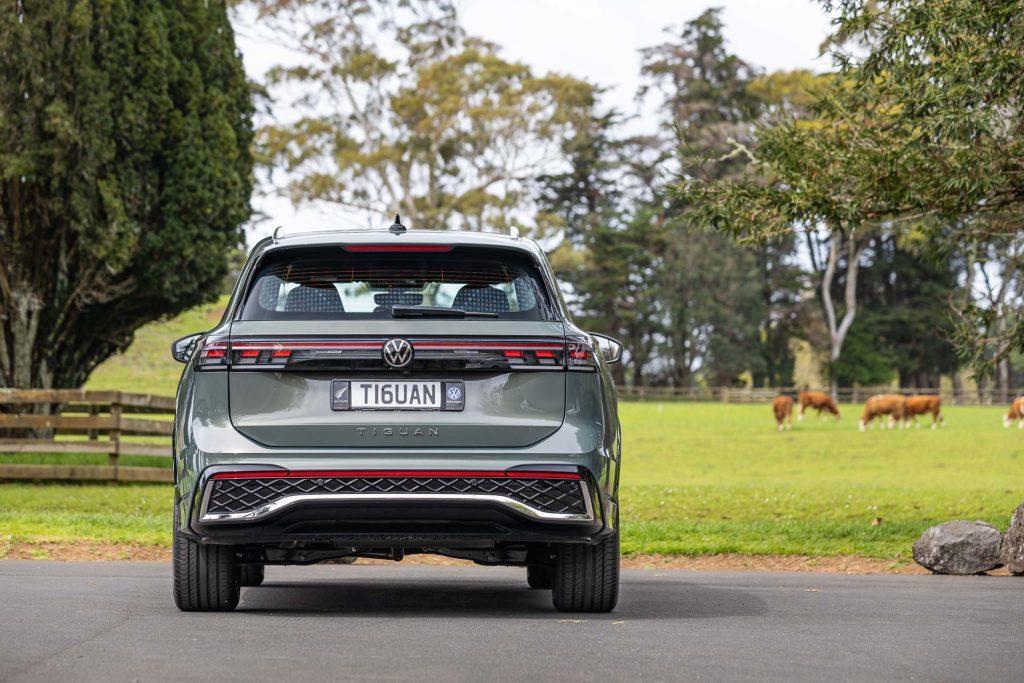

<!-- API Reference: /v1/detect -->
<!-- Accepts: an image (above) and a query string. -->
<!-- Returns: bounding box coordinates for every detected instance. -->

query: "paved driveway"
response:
[1,561,1021,681]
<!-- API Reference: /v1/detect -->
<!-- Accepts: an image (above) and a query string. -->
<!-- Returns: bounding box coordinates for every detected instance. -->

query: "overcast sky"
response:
[236,0,834,241]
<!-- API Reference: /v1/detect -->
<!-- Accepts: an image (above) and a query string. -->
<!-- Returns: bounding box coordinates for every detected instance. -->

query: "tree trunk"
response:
[820,230,867,400]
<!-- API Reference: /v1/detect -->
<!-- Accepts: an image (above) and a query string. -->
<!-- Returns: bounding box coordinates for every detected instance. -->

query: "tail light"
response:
[193,339,573,371]
[566,337,598,372]
[196,340,229,367]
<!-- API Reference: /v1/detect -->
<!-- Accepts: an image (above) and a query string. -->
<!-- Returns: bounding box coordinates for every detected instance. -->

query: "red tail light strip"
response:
[230,341,383,350]
[197,339,579,369]
[414,342,563,349]
[210,470,582,480]
[342,245,453,252]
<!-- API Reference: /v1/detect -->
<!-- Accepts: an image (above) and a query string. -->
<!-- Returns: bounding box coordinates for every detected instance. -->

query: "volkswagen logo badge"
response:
[382,338,414,369]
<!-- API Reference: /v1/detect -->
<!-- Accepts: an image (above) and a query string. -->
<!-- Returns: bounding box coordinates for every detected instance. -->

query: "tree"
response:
[854,234,960,388]
[546,9,807,388]
[641,10,803,387]
[0,1,254,388]
[537,110,659,386]
[678,0,1024,374]
[953,231,1024,400]
[241,0,593,231]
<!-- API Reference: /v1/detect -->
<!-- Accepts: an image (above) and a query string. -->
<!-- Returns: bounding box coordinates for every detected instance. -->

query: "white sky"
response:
[235,0,833,242]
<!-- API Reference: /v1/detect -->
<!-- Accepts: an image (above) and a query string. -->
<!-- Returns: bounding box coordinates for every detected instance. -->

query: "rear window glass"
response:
[238,247,556,321]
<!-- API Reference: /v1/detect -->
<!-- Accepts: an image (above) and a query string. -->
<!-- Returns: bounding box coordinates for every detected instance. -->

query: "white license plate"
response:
[331,380,464,411]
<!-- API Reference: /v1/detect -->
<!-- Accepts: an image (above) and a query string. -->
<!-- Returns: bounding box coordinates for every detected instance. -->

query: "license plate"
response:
[331,380,464,411]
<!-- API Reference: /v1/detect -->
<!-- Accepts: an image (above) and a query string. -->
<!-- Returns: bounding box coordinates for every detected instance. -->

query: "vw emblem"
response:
[446,385,462,401]
[382,338,414,368]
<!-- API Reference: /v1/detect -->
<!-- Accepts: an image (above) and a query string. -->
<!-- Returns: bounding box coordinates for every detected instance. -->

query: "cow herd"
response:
[771,391,1024,432]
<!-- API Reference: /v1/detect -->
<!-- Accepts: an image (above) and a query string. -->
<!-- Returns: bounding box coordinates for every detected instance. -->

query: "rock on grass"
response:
[999,502,1024,575]
[912,521,1003,575]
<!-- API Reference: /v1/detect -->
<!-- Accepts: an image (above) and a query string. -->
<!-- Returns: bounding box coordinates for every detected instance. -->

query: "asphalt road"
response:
[1,561,1022,682]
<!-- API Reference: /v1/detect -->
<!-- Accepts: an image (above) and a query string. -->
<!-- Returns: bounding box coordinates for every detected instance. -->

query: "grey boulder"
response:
[912,520,1003,575]
[999,502,1024,575]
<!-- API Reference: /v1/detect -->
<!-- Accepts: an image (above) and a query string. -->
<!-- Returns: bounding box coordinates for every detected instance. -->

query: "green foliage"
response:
[827,323,894,386]
[677,0,1024,370]
[545,9,805,387]
[852,235,960,386]
[0,1,253,388]
[243,0,593,231]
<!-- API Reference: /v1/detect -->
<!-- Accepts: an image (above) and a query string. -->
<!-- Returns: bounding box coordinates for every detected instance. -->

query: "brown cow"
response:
[798,391,840,421]
[772,395,793,431]
[859,394,907,431]
[1005,396,1024,428]
[904,395,944,429]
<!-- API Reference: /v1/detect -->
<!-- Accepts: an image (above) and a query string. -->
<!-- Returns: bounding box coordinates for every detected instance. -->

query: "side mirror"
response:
[171,333,203,363]
[590,333,623,364]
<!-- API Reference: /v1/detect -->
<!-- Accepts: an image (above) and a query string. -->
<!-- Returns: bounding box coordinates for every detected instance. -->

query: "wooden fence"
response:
[0,390,174,483]
[615,385,1019,405]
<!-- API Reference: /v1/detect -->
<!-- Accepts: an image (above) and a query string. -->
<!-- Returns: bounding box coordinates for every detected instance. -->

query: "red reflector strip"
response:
[536,350,555,358]
[570,350,591,359]
[210,470,582,480]
[504,471,581,479]
[230,342,383,352]
[239,350,259,358]
[416,342,562,350]
[204,348,226,358]
[504,350,523,358]
[342,245,453,252]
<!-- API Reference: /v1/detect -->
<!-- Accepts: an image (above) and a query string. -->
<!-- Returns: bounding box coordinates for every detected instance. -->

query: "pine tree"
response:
[0,1,254,388]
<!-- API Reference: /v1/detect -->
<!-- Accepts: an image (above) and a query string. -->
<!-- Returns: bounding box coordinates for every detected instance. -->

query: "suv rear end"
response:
[170,227,621,612]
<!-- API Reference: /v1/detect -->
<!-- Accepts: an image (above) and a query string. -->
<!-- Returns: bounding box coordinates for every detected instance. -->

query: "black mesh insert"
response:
[206,475,587,516]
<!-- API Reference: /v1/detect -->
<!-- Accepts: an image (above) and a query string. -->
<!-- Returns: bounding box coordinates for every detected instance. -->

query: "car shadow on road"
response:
[237,578,767,620]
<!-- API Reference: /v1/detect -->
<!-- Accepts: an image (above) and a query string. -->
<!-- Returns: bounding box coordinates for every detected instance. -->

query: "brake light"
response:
[566,338,598,371]
[342,245,453,252]
[197,341,229,367]
[195,338,572,370]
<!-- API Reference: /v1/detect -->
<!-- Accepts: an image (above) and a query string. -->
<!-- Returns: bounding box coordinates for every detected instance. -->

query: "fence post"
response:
[109,393,122,482]
[88,403,99,442]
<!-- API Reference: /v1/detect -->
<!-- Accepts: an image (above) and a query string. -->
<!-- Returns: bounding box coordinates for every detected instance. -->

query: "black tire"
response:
[172,532,240,612]
[239,563,265,587]
[551,530,619,613]
[527,564,552,589]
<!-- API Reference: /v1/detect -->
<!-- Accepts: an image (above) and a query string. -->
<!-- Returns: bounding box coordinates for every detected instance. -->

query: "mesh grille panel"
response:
[207,475,587,516]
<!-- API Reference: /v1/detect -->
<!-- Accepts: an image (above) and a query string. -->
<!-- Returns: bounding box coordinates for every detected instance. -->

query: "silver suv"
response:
[170,221,622,612]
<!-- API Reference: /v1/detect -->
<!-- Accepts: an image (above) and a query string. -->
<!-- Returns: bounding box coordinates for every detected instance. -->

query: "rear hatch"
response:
[210,243,588,449]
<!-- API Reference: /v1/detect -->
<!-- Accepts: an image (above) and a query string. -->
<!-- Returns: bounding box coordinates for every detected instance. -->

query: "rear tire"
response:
[527,564,552,589]
[239,563,265,587]
[551,530,619,612]
[173,532,240,612]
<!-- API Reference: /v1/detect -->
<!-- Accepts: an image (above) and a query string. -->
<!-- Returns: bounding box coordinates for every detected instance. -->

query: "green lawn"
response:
[618,402,1022,558]
[2,299,1021,559]
[2,401,1021,559]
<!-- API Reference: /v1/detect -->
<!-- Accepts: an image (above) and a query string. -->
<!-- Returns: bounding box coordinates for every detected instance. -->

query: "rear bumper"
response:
[183,465,612,547]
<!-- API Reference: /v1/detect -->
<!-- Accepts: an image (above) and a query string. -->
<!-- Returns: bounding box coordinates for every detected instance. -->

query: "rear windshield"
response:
[238,247,556,321]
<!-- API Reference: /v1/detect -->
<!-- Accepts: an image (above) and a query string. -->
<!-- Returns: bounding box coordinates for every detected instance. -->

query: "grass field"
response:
[1,300,1022,561]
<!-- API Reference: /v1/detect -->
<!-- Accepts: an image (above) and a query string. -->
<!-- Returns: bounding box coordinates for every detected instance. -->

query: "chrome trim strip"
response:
[199,481,594,525]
